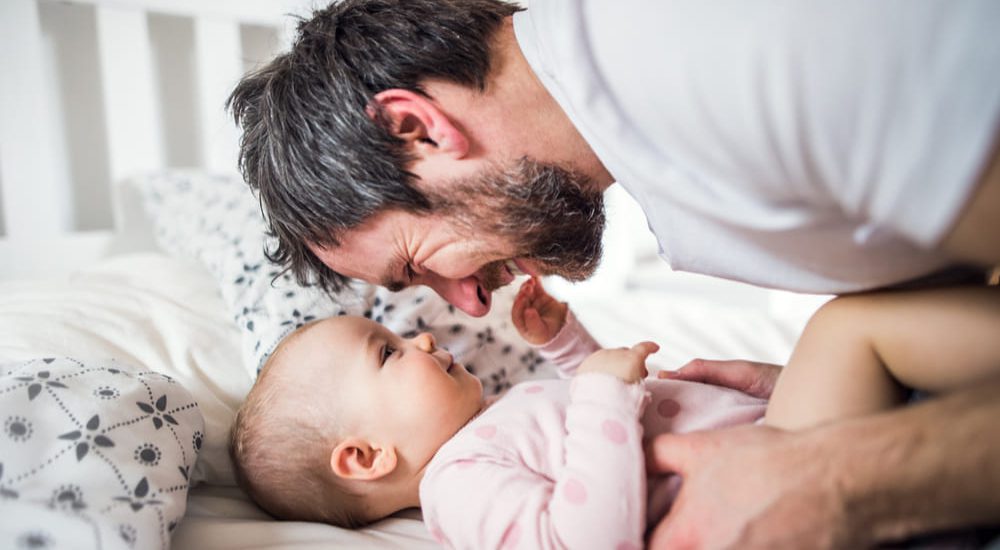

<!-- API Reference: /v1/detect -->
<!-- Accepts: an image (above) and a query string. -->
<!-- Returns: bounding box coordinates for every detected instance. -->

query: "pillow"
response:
[136,170,554,389]
[0,254,252,487]
[0,357,203,550]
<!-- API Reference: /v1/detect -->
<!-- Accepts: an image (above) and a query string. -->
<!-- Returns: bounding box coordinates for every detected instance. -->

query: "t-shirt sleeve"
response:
[533,309,602,379]
[421,375,648,550]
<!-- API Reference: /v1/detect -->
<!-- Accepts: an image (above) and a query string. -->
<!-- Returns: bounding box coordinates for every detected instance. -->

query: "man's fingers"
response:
[644,432,695,475]
[671,358,750,385]
[668,358,782,398]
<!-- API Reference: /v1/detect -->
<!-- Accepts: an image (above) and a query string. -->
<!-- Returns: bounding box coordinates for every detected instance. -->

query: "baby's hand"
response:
[578,342,660,384]
[512,277,568,345]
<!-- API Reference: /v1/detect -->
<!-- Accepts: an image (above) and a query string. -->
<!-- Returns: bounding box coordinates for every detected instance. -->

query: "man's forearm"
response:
[815,376,1000,542]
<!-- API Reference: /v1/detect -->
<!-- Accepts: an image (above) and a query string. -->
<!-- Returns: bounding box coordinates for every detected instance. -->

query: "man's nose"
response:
[413,332,436,352]
[425,273,491,318]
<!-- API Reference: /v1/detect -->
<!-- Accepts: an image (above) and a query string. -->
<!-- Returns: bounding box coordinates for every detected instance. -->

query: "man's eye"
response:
[404,263,416,282]
[381,344,396,365]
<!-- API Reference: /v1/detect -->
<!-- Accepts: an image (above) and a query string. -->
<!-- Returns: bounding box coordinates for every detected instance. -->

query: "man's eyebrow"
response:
[385,282,405,293]
[379,262,407,292]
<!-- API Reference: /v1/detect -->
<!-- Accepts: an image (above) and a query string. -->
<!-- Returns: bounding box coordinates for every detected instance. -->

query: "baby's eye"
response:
[381,344,396,365]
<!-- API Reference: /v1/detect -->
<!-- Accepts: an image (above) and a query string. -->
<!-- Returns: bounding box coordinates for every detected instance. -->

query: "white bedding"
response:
[0,250,816,549]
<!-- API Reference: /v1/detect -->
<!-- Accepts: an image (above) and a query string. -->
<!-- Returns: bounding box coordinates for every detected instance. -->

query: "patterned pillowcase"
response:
[137,170,553,392]
[0,357,204,550]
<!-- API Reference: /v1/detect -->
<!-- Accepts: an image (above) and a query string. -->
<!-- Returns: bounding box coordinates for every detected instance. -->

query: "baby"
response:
[230,278,767,548]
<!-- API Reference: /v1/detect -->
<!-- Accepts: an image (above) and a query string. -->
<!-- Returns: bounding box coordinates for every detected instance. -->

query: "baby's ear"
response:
[329,438,398,481]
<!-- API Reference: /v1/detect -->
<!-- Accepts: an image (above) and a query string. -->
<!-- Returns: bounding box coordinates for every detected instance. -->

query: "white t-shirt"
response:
[513,0,1000,293]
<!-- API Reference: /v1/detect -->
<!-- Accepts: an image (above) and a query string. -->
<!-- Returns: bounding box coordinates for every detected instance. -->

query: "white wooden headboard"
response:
[0,0,316,280]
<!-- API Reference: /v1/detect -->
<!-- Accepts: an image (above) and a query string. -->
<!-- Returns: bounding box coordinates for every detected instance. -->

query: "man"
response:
[229,0,1000,546]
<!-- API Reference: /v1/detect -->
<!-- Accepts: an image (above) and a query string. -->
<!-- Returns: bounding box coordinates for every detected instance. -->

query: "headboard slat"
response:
[0,0,72,238]
[39,0,306,27]
[194,16,243,175]
[96,4,165,229]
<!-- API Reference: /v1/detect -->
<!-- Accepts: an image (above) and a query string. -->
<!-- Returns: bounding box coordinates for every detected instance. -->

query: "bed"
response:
[0,1,827,548]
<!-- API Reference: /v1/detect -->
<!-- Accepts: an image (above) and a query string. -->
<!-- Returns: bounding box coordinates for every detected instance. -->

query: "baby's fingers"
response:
[511,283,531,329]
[630,341,660,358]
[523,307,545,337]
[515,278,534,300]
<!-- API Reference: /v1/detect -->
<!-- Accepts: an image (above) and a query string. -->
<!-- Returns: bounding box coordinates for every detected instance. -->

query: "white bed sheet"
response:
[0,253,816,549]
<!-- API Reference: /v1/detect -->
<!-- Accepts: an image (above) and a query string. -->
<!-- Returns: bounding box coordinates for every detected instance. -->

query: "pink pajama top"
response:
[419,311,768,550]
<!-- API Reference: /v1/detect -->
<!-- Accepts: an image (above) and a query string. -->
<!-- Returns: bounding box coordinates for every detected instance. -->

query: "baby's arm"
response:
[512,277,602,378]
[422,344,657,550]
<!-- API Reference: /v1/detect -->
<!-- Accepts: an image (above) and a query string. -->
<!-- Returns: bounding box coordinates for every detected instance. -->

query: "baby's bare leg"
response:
[766,286,1000,430]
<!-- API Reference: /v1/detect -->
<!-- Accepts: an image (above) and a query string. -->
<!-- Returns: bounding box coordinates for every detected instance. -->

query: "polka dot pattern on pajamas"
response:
[562,479,588,504]
[602,419,628,444]
[419,339,769,550]
[657,398,681,418]
[475,425,497,440]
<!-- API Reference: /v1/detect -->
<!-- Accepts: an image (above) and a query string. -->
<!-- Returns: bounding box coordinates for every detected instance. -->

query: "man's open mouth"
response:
[475,258,533,306]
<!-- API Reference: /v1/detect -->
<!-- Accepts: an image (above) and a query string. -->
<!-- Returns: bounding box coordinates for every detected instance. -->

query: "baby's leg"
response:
[765,286,1000,430]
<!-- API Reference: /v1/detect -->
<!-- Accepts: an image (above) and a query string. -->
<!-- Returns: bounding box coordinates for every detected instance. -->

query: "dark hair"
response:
[228,0,522,291]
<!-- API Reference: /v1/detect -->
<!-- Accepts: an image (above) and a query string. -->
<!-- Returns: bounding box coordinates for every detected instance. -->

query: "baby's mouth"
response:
[441,350,456,372]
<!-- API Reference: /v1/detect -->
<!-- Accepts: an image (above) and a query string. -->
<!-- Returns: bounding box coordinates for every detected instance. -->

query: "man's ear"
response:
[329,438,399,481]
[369,89,469,160]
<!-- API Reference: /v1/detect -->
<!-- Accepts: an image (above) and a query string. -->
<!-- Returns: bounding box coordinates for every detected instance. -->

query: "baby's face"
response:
[295,316,484,462]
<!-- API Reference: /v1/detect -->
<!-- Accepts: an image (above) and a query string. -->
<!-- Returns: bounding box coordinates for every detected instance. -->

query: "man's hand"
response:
[578,341,659,384]
[645,425,856,549]
[660,358,782,399]
[512,277,569,345]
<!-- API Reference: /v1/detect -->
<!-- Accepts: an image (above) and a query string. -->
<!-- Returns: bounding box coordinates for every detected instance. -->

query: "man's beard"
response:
[429,158,607,291]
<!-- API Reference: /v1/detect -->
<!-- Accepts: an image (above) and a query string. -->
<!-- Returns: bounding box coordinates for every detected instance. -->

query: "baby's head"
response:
[230,315,484,527]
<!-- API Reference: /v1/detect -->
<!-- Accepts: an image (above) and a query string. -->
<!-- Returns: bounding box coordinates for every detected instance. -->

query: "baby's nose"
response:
[414,332,436,352]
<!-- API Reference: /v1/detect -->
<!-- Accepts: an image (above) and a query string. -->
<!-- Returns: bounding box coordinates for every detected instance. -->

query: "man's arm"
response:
[646,377,1000,548]
[838,377,1000,541]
